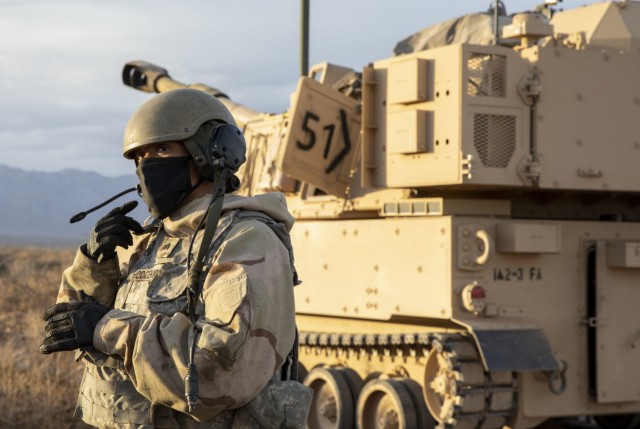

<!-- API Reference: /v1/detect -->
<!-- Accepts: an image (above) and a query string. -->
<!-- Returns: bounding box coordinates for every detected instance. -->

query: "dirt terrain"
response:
[0,246,91,428]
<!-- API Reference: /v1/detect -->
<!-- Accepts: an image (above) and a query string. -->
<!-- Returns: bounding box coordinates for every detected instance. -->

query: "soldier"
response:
[40,88,311,428]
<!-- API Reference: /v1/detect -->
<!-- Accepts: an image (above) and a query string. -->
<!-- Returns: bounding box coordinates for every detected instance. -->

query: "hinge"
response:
[517,154,541,186]
[518,70,542,106]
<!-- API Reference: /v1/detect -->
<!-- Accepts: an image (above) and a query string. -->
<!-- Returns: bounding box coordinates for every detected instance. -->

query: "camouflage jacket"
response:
[56,193,310,428]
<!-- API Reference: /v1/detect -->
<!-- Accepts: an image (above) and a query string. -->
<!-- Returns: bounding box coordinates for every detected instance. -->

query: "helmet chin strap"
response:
[184,166,231,413]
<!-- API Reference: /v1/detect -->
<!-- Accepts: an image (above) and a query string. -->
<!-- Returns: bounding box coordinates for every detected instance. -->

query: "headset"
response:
[182,121,247,192]
[69,122,247,224]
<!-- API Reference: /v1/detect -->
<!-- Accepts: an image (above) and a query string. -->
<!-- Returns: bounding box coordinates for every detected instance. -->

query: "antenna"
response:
[300,0,310,76]
[494,0,500,45]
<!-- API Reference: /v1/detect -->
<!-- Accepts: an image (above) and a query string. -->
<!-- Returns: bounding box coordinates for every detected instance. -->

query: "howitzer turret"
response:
[123,3,640,428]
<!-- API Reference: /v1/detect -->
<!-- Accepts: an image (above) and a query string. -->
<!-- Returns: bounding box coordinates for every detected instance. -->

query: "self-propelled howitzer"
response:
[123,2,640,428]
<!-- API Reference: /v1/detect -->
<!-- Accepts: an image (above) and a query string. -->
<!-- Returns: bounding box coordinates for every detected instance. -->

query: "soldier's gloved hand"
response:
[39,301,111,354]
[84,200,144,263]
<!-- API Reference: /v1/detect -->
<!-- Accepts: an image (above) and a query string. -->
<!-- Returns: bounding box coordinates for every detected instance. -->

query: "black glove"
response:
[40,301,111,354]
[85,200,144,262]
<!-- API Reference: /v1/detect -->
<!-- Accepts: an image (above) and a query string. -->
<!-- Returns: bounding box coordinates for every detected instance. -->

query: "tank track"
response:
[299,330,517,429]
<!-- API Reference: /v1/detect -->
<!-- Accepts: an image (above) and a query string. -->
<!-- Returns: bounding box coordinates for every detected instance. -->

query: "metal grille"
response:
[467,53,506,97]
[473,114,516,168]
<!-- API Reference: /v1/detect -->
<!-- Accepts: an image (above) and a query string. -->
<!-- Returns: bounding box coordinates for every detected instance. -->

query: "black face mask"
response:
[136,156,196,219]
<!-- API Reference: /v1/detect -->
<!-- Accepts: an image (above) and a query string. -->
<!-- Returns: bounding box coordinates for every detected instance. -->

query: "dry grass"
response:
[0,246,91,428]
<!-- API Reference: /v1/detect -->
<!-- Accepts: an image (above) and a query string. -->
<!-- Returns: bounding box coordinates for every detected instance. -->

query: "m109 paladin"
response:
[122,2,640,428]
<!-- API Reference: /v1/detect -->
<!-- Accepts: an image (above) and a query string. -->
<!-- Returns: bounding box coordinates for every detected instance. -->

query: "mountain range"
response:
[0,164,147,246]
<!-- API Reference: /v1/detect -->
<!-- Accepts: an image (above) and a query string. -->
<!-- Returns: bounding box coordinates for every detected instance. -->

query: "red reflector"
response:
[471,286,486,299]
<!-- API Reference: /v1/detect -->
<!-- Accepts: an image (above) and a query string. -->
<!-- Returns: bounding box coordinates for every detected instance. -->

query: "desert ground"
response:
[0,246,91,428]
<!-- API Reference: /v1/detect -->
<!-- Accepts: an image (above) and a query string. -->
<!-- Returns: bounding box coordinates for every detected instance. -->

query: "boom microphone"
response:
[69,186,139,223]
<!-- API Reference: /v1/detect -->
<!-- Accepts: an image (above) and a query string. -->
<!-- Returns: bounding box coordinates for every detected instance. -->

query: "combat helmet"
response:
[122,88,246,181]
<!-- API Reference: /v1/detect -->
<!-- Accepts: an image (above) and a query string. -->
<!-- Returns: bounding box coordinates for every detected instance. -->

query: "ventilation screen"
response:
[473,114,516,168]
[467,54,506,97]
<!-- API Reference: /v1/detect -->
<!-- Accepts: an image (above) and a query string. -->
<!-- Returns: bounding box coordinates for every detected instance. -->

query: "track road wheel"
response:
[356,378,420,429]
[304,367,356,429]
[397,378,437,429]
[336,367,364,407]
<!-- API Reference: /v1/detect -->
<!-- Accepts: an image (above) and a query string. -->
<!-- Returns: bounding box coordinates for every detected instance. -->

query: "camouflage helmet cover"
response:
[122,88,236,158]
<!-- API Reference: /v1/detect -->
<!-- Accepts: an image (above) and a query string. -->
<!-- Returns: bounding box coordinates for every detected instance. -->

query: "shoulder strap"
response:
[236,210,302,382]
[185,170,232,413]
[236,210,301,286]
[202,210,241,267]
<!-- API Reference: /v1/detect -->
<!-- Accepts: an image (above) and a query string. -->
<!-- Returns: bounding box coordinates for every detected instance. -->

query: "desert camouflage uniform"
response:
[56,192,310,428]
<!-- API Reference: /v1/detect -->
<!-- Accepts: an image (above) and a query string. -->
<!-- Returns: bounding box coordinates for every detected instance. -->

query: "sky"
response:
[0,0,599,178]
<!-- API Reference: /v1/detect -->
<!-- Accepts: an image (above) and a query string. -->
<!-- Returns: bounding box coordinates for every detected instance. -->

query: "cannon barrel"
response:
[122,61,260,129]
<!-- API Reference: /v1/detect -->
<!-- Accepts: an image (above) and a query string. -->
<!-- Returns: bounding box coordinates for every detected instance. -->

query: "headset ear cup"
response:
[209,124,247,172]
